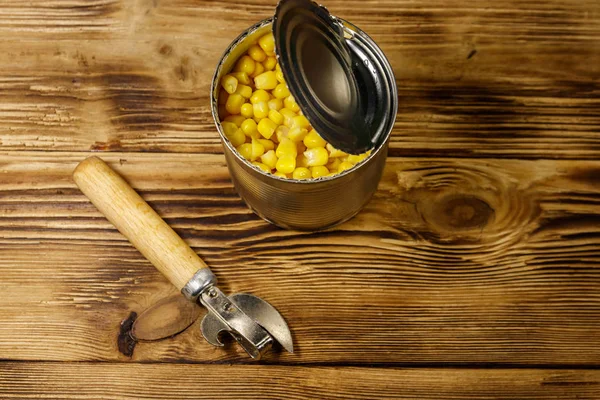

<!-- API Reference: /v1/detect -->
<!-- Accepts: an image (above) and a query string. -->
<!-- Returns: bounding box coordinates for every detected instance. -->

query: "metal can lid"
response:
[274,0,391,154]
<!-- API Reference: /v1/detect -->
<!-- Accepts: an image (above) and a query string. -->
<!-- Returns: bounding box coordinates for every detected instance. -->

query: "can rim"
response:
[210,17,395,184]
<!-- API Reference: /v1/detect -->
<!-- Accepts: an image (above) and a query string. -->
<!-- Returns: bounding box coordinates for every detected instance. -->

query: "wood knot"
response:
[438,195,493,230]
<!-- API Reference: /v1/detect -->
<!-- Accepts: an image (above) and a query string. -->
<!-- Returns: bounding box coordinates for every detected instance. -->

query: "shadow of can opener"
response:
[73,156,293,359]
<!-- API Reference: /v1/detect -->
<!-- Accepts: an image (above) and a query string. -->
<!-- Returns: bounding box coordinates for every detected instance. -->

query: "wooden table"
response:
[1,0,599,398]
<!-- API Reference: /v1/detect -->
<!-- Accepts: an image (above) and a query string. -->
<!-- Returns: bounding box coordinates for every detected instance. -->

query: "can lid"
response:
[274,0,389,154]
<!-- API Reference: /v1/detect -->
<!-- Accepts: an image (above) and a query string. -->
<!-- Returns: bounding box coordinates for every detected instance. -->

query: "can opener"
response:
[73,156,293,359]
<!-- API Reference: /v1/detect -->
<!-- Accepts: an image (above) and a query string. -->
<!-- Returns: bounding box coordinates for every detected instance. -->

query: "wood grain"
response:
[1,363,600,399]
[1,152,598,364]
[0,0,598,158]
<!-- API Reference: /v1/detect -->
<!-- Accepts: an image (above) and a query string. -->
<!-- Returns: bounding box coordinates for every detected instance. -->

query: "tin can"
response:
[211,7,397,231]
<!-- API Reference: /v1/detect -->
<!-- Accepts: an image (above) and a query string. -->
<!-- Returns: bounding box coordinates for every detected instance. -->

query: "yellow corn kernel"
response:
[276,154,296,174]
[251,138,265,161]
[326,172,338,177]
[338,161,354,173]
[272,83,290,99]
[346,154,362,164]
[304,147,329,167]
[218,89,228,105]
[257,118,277,139]
[254,71,278,90]
[241,119,259,138]
[268,109,284,125]
[258,138,275,151]
[221,74,238,94]
[258,33,275,54]
[279,108,297,127]
[268,98,283,111]
[235,84,253,99]
[237,143,252,160]
[248,44,267,62]
[273,171,287,178]
[296,153,309,168]
[234,55,255,75]
[303,130,326,148]
[224,115,246,126]
[230,72,250,85]
[250,61,264,78]
[253,101,269,119]
[225,93,244,114]
[250,89,270,104]
[288,127,308,143]
[292,167,311,180]
[260,149,278,169]
[284,95,300,112]
[311,166,329,178]
[326,143,348,158]
[225,128,246,147]
[326,157,341,171]
[291,115,310,130]
[221,121,238,137]
[275,125,289,142]
[275,68,285,83]
[276,63,282,73]
[276,138,297,158]
[240,103,253,118]
[252,162,271,173]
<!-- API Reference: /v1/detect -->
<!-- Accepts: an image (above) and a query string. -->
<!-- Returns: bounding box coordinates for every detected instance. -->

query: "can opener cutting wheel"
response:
[73,156,293,359]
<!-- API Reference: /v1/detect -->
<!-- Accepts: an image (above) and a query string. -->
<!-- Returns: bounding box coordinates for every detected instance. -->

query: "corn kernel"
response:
[292,167,311,180]
[230,72,250,85]
[257,118,277,139]
[279,108,297,127]
[260,149,278,169]
[251,138,265,161]
[253,101,269,119]
[237,143,252,160]
[326,157,341,171]
[221,121,238,137]
[234,56,255,75]
[221,74,238,94]
[254,71,278,90]
[304,147,329,167]
[250,89,270,104]
[248,44,267,62]
[258,33,275,54]
[311,166,329,178]
[276,138,297,158]
[263,56,277,70]
[272,83,290,99]
[268,109,284,125]
[338,161,354,173]
[268,98,283,111]
[224,115,246,126]
[296,153,309,168]
[303,130,327,148]
[250,61,264,78]
[288,127,308,143]
[284,95,300,112]
[346,154,363,164]
[275,125,289,142]
[218,89,228,105]
[326,143,348,158]
[276,68,285,83]
[291,115,310,130]
[226,128,246,147]
[258,138,275,151]
[273,171,287,178]
[235,84,253,99]
[225,93,244,114]
[276,154,296,174]
[252,162,271,173]
[241,119,259,138]
[240,103,253,118]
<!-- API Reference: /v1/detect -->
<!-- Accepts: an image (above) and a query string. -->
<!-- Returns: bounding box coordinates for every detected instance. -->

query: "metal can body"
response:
[211,18,397,231]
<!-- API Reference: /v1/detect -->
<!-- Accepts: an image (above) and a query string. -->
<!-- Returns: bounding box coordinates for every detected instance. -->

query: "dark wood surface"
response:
[1,0,599,398]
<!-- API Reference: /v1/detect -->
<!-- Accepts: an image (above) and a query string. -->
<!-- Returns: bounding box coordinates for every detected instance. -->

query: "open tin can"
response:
[211,0,397,231]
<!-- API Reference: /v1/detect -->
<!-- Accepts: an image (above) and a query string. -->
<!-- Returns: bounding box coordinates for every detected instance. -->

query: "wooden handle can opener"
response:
[73,156,293,359]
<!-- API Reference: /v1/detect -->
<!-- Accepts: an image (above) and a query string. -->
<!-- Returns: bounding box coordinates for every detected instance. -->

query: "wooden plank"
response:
[1,363,599,399]
[0,152,599,364]
[0,0,598,158]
